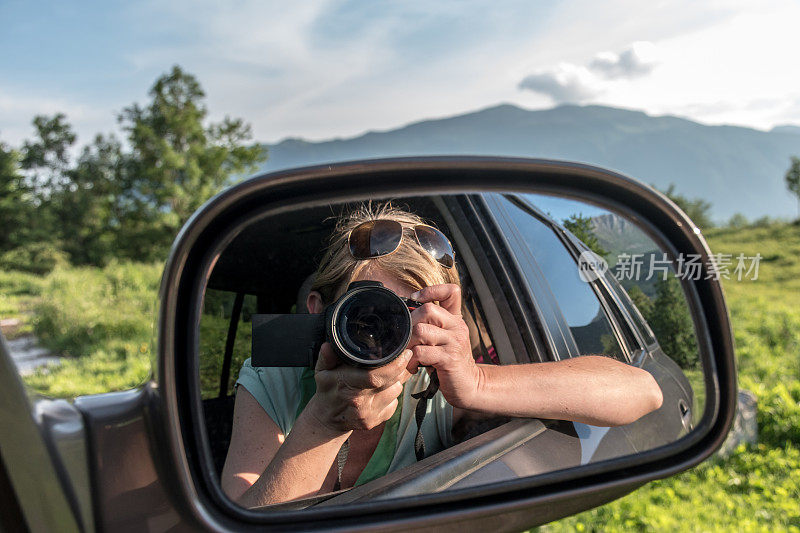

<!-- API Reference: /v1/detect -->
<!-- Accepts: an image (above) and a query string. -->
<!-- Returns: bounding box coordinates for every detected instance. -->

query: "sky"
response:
[2,0,800,148]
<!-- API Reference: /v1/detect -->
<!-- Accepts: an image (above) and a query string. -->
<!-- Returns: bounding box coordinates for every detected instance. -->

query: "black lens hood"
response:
[327,282,413,367]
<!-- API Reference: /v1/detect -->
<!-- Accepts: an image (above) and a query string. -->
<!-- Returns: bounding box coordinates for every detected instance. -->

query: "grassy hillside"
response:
[6,262,161,396]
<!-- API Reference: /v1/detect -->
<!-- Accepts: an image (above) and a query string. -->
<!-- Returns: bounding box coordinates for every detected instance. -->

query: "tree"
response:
[647,275,698,369]
[562,213,608,257]
[660,184,714,230]
[20,113,77,199]
[3,67,267,267]
[117,65,267,260]
[727,213,749,229]
[53,134,126,265]
[0,139,68,273]
[785,156,800,219]
[0,142,29,251]
[16,114,81,251]
[627,285,653,319]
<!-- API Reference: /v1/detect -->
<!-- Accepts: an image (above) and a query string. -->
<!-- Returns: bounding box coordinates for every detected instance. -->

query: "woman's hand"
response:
[407,284,481,409]
[307,342,413,433]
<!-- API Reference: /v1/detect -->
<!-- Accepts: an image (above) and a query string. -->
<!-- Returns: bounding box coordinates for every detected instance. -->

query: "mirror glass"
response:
[197,191,709,511]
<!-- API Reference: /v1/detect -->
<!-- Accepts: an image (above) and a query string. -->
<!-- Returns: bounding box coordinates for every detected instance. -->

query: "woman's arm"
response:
[221,388,352,507]
[408,284,663,427]
[466,356,663,426]
[221,343,412,507]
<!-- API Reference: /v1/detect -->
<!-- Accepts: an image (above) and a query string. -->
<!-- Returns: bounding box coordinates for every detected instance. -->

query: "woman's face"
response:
[306,266,419,314]
[354,266,417,299]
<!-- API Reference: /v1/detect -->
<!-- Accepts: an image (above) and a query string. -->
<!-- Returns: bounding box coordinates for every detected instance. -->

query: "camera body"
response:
[252,281,420,368]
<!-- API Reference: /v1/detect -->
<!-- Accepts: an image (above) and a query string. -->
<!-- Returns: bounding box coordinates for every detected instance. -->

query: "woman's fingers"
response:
[411,284,462,316]
[375,398,400,427]
[409,321,451,347]
[337,349,413,390]
[373,381,404,405]
[345,378,404,430]
[314,342,340,372]
[411,302,461,329]
[409,344,442,368]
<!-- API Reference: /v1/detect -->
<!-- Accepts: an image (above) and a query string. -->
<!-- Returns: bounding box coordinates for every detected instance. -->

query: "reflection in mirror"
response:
[197,192,707,511]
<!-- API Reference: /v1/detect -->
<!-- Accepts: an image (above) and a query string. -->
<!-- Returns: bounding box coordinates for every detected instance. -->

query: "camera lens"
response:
[333,288,411,365]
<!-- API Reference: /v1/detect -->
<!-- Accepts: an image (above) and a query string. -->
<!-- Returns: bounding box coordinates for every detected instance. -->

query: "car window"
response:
[494,196,625,361]
[200,289,257,399]
[603,269,658,347]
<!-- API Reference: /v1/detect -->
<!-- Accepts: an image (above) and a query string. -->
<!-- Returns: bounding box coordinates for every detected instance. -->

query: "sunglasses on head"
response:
[347,220,455,269]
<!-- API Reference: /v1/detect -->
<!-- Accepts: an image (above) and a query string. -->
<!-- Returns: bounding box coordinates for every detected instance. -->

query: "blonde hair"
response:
[311,203,460,304]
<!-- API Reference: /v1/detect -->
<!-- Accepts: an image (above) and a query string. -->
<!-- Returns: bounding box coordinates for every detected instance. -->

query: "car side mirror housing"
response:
[153,157,736,531]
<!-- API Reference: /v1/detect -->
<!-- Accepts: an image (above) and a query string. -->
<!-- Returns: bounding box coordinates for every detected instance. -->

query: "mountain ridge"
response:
[258,103,800,220]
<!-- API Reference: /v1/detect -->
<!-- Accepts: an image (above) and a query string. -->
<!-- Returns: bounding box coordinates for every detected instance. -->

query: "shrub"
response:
[0,269,43,337]
[542,444,800,532]
[34,262,160,357]
[24,261,161,397]
[0,242,69,275]
[741,377,800,448]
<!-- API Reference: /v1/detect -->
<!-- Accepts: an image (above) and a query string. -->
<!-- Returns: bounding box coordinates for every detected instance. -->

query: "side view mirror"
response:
[81,157,738,530]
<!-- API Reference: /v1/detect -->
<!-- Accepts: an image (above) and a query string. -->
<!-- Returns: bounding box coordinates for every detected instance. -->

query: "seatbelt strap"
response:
[463,289,492,364]
[219,292,245,399]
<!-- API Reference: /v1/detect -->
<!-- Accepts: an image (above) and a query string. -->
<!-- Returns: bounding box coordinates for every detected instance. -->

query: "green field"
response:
[2,222,799,531]
[3,262,161,396]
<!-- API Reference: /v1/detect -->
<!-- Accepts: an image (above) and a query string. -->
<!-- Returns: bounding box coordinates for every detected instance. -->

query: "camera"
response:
[252,281,421,368]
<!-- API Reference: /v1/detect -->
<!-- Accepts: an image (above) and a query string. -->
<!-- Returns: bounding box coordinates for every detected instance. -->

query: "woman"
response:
[221,204,663,508]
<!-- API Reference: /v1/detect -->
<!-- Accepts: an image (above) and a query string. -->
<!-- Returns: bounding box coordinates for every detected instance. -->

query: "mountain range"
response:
[258,103,800,220]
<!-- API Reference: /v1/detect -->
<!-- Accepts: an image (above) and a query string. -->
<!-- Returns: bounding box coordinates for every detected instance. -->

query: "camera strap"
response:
[411,369,440,461]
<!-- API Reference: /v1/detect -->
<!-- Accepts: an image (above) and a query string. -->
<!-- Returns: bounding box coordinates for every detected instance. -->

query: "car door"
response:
[482,193,693,459]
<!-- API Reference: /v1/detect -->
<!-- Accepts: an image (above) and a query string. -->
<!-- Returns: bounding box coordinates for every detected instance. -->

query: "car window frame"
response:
[555,226,646,356]
[486,193,635,363]
[478,194,575,361]
[512,194,643,362]
[553,214,657,354]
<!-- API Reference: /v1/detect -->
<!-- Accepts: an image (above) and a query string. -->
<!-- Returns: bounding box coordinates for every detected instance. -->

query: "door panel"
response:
[0,334,83,532]
[74,389,191,532]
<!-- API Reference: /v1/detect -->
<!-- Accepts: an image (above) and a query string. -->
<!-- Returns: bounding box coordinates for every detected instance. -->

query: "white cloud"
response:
[518,63,600,104]
[588,1,800,130]
[589,41,658,79]
[517,42,659,104]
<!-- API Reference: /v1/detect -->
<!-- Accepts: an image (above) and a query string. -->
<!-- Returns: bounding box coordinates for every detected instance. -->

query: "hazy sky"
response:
[2,0,799,147]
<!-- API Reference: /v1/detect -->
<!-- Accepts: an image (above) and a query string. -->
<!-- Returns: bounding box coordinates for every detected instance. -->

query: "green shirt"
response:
[235,358,454,485]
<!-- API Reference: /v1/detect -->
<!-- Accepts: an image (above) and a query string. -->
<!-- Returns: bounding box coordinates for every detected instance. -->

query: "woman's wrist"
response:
[302,394,354,439]
[454,363,489,411]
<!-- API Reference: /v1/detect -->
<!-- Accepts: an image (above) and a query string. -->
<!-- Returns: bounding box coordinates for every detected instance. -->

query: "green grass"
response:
[543,444,800,532]
[20,262,161,397]
[198,300,253,399]
[1,265,252,399]
[0,269,44,338]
